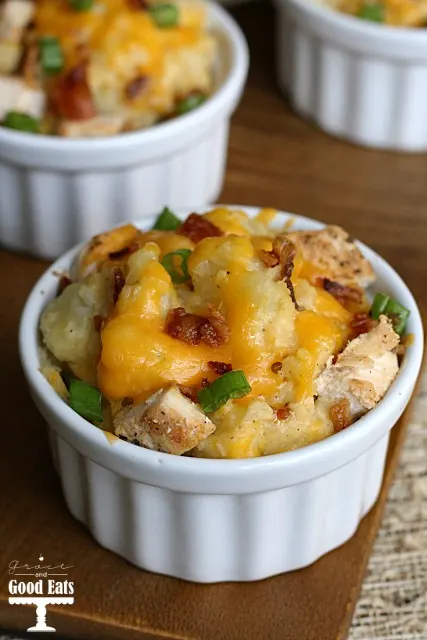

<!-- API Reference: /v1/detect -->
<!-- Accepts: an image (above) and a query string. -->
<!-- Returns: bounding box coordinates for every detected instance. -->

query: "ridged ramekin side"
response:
[51,427,389,583]
[0,121,228,260]
[275,1,427,151]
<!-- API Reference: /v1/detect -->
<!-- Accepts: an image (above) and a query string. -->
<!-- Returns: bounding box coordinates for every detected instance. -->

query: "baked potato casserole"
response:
[38,207,410,458]
[321,0,427,26]
[0,0,216,136]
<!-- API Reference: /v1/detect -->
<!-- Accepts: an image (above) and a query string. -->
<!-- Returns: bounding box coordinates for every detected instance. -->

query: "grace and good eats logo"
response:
[8,555,74,632]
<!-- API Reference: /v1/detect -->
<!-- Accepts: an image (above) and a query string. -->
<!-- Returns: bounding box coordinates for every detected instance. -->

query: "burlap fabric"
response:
[349,371,427,639]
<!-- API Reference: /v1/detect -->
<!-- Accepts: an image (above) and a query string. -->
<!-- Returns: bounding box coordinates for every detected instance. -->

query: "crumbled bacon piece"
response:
[108,242,139,260]
[57,275,72,296]
[165,307,229,348]
[262,235,299,309]
[322,278,363,308]
[21,41,39,87]
[178,385,198,403]
[113,267,125,303]
[201,377,209,387]
[330,398,351,433]
[276,406,290,421]
[208,361,232,375]
[127,0,149,8]
[125,75,148,100]
[395,343,405,357]
[93,315,103,332]
[260,250,279,268]
[178,213,223,244]
[165,308,205,345]
[51,63,96,121]
[271,361,282,374]
[205,306,230,346]
[349,312,377,339]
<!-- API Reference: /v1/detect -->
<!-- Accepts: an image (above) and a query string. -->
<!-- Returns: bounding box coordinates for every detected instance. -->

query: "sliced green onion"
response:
[148,3,179,27]
[197,370,251,413]
[176,92,206,116]
[39,36,64,75]
[69,379,103,422]
[358,2,385,22]
[2,111,39,133]
[370,292,410,335]
[370,292,389,319]
[69,0,94,10]
[153,206,181,231]
[161,249,192,284]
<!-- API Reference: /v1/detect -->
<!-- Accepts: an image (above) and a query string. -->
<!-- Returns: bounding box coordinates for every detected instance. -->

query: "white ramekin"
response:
[0,3,248,261]
[274,0,427,152]
[19,206,423,583]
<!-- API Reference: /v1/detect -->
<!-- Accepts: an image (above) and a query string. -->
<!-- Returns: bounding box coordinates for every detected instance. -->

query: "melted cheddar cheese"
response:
[41,207,370,459]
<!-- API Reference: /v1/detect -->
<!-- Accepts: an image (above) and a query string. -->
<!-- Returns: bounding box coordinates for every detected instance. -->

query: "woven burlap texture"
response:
[349,371,427,640]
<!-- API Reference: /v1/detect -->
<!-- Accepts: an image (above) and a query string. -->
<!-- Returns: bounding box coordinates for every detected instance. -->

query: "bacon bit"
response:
[113,268,125,304]
[178,213,223,244]
[178,385,198,403]
[93,315,103,332]
[205,306,230,346]
[125,75,148,100]
[201,377,209,387]
[330,398,351,433]
[208,361,232,375]
[331,353,339,365]
[127,0,149,8]
[263,235,299,309]
[260,250,279,268]
[57,275,72,296]
[165,308,205,345]
[323,278,363,308]
[165,307,229,348]
[108,242,139,260]
[271,361,282,374]
[395,343,405,356]
[21,41,39,87]
[51,63,96,121]
[349,312,377,339]
[276,406,290,421]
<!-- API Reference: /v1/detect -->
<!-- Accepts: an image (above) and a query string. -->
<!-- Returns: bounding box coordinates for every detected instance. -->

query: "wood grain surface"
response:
[0,1,426,639]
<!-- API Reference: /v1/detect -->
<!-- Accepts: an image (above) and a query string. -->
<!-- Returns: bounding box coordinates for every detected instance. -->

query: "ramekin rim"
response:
[279,0,427,41]
[0,0,249,151]
[19,206,424,475]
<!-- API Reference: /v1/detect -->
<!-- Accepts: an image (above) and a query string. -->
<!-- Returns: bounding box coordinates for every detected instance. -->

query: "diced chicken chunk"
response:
[114,385,216,455]
[58,115,125,138]
[0,76,44,120]
[316,315,400,420]
[0,1,35,73]
[287,225,375,288]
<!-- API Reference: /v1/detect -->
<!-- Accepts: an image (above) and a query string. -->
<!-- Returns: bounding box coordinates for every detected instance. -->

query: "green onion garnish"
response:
[69,0,94,9]
[197,370,251,413]
[69,379,103,422]
[39,36,64,75]
[370,293,410,335]
[358,2,385,22]
[161,249,192,284]
[2,111,39,133]
[153,206,181,231]
[148,3,179,27]
[176,92,206,116]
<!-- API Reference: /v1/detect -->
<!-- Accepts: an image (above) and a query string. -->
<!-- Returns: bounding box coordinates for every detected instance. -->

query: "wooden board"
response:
[1,1,427,639]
